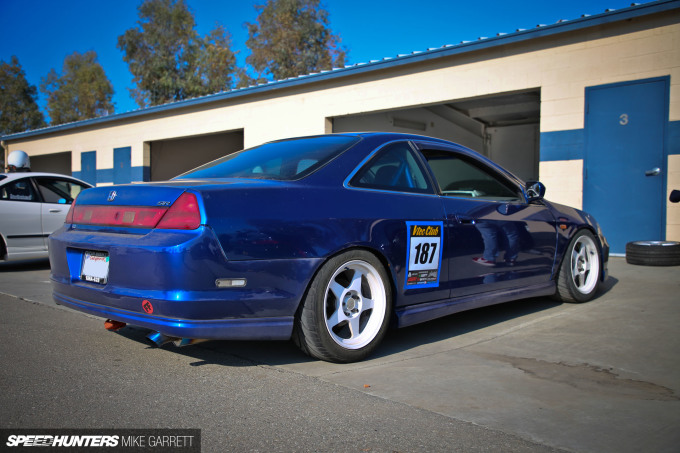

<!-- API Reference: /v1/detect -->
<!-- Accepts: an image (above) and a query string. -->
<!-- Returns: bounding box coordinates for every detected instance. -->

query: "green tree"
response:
[118,0,241,107]
[245,0,347,81]
[0,56,46,135]
[40,50,115,125]
[199,25,242,93]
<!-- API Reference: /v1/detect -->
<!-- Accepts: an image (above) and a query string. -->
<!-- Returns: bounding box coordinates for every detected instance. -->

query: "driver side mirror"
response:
[526,181,546,202]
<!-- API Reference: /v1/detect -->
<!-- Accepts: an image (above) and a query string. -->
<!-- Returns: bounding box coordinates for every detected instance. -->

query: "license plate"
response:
[81,251,109,285]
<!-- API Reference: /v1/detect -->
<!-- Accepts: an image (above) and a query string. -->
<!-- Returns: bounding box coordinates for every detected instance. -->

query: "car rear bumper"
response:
[49,224,322,340]
[53,289,294,340]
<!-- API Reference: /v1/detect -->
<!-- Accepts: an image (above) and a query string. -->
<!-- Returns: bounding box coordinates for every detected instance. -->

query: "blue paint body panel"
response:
[584,77,669,253]
[49,133,609,345]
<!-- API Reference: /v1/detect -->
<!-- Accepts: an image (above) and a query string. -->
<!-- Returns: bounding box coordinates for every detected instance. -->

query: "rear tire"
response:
[625,241,680,266]
[555,230,601,303]
[294,250,392,363]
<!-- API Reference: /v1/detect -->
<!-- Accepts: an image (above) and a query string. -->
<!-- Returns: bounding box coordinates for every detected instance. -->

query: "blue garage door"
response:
[584,77,668,254]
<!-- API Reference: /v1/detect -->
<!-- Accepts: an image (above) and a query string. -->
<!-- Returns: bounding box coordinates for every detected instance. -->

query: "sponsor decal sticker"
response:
[405,221,443,288]
[142,300,154,314]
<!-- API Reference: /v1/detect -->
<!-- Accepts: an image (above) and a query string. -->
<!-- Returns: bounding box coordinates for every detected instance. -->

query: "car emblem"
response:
[107,190,117,202]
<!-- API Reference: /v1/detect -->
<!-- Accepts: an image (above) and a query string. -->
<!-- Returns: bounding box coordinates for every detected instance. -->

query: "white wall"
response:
[487,124,539,182]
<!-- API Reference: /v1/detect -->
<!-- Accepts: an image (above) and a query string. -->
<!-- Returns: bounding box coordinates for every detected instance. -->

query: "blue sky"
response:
[0,0,648,117]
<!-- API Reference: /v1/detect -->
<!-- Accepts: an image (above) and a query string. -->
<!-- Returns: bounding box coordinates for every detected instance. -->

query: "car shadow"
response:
[111,325,310,367]
[0,258,50,272]
[599,274,618,295]
[377,275,618,359]
[108,275,619,368]
[113,298,564,368]
[378,297,562,359]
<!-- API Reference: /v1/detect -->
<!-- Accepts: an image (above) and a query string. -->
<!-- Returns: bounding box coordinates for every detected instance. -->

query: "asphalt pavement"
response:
[0,257,678,452]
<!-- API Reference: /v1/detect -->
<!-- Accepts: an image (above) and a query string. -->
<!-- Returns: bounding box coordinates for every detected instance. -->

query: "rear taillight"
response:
[71,204,167,228]
[69,192,202,230]
[65,201,75,224]
[156,193,201,230]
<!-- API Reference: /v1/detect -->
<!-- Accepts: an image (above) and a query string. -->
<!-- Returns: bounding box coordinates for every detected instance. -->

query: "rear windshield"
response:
[175,135,360,181]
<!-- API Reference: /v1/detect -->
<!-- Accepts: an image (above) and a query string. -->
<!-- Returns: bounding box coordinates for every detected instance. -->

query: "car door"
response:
[348,140,450,306]
[34,177,90,248]
[415,142,557,297]
[0,176,44,257]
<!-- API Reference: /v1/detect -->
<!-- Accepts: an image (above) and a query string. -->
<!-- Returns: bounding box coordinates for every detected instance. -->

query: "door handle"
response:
[49,209,62,213]
[645,167,661,177]
[455,215,476,225]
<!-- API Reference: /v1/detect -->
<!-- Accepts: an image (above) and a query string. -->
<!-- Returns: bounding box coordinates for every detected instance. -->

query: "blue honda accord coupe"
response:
[49,133,608,362]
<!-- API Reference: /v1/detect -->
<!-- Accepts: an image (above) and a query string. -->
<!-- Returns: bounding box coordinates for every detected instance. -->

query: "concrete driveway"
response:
[1,257,678,452]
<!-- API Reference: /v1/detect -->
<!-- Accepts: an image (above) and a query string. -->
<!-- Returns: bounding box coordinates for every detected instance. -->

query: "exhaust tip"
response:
[146,331,178,347]
[173,338,209,347]
[146,332,208,348]
[104,319,126,331]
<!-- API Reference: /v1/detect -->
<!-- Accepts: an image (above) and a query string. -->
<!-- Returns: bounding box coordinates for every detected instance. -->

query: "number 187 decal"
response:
[405,221,443,288]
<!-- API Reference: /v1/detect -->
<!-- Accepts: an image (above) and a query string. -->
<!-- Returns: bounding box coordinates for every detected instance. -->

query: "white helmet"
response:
[7,150,31,172]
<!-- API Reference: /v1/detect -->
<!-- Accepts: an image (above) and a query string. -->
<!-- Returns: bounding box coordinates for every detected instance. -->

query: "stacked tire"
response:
[625,241,680,266]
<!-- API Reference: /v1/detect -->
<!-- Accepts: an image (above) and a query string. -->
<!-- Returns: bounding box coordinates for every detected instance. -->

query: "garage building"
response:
[2,0,679,253]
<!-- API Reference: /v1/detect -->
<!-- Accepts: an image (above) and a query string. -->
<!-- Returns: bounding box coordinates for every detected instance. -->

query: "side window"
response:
[36,178,88,204]
[422,150,521,201]
[1,178,38,202]
[251,157,282,177]
[296,159,316,174]
[350,142,433,194]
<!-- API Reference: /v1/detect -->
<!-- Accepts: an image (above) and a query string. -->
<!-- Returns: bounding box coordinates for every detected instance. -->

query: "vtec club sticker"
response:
[405,221,443,289]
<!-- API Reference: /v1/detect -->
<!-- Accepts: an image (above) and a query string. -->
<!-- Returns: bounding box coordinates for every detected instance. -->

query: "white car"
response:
[0,172,92,261]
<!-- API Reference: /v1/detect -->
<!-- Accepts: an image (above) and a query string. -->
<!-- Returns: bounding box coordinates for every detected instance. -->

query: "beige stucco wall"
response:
[4,10,680,238]
[537,160,584,208]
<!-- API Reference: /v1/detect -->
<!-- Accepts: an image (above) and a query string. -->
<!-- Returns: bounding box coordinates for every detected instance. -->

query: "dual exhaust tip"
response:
[104,319,207,348]
[146,331,208,348]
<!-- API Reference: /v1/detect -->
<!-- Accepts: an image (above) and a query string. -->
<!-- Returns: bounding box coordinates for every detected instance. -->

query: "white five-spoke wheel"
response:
[570,234,600,295]
[556,230,602,303]
[324,260,387,350]
[294,250,392,362]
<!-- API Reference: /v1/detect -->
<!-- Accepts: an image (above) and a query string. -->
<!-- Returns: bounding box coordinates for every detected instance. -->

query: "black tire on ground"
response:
[555,229,602,304]
[293,250,392,363]
[625,241,680,266]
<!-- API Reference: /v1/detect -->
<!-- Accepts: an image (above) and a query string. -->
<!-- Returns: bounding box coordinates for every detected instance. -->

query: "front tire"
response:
[555,230,601,303]
[294,250,392,363]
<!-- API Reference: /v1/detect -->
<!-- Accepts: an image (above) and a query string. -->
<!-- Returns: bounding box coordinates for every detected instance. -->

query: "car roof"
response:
[0,172,92,187]
[274,131,452,142]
